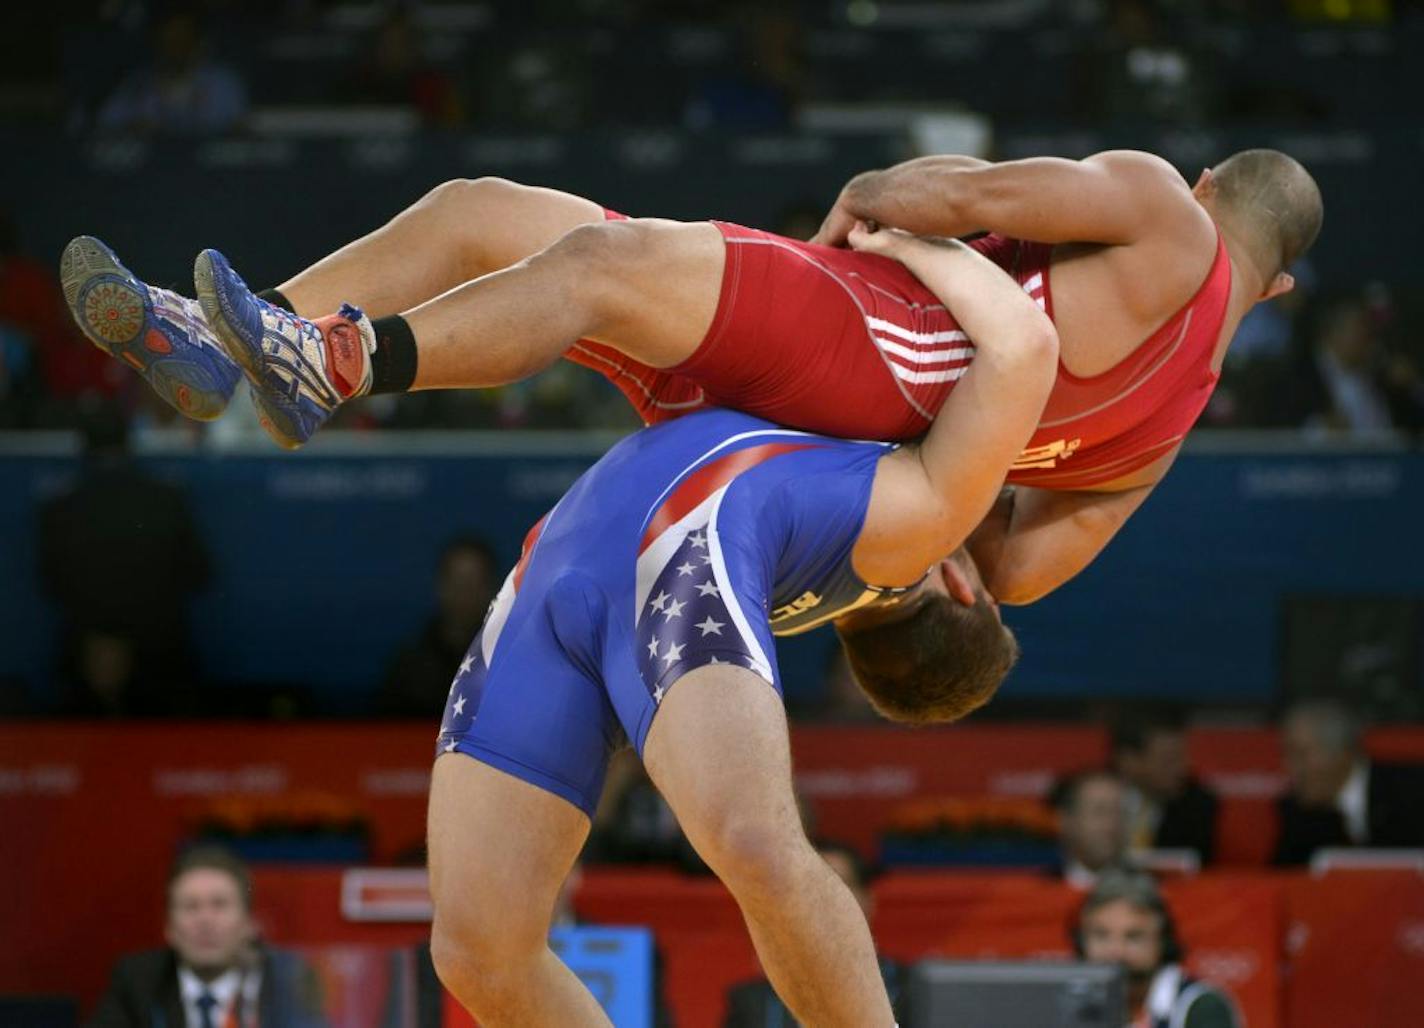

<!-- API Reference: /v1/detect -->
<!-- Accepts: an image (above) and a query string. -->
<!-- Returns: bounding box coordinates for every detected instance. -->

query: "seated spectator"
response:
[40,401,211,716]
[96,10,248,137]
[375,536,500,717]
[1111,708,1219,862]
[1272,699,1424,865]
[1293,293,1424,436]
[1050,769,1133,888]
[88,847,326,1027]
[1075,869,1241,1028]
[346,10,465,126]
[723,841,902,1026]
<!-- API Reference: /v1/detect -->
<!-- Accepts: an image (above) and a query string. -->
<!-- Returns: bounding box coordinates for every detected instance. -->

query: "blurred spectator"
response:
[1050,769,1133,887]
[1292,292,1424,435]
[1074,869,1242,1028]
[723,840,903,1026]
[347,10,465,126]
[1077,0,1216,125]
[88,846,326,1027]
[1111,709,1219,863]
[39,401,212,716]
[685,7,805,130]
[376,536,500,717]
[1272,699,1424,865]
[97,10,248,137]
[0,208,123,428]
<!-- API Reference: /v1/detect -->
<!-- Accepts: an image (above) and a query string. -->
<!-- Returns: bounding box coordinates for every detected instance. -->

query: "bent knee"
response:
[420,176,523,217]
[546,218,660,271]
[430,915,542,995]
[696,816,808,896]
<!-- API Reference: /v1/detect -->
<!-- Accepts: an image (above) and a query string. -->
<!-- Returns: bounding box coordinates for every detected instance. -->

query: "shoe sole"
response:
[194,249,304,449]
[60,236,229,421]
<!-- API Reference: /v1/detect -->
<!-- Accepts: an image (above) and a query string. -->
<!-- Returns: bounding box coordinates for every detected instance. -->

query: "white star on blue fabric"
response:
[700,555,713,565]
[696,616,725,637]
[676,561,697,576]
[649,590,670,613]
[662,597,686,620]
[453,694,466,716]
[443,739,458,753]
[695,579,721,597]
[708,655,724,665]
[661,641,685,666]
[689,531,707,549]
[647,635,660,658]
[457,655,473,676]
[653,685,665,703]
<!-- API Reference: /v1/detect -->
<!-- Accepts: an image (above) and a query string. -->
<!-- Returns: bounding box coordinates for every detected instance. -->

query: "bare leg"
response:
[278,178,606,319]
[402,217,725,389]
[643,666,894,1027]
[427,754,612,1026]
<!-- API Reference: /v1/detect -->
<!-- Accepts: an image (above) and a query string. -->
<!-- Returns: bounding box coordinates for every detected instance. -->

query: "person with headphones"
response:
[1073,870,1241,1028]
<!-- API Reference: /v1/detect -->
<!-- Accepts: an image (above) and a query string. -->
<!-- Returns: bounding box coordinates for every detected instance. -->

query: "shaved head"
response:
[1210,149,1323,279]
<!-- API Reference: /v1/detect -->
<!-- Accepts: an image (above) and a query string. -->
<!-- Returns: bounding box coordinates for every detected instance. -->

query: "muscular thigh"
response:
[642,663,803,855]
[427,754,590,943]
[583,219,727,370]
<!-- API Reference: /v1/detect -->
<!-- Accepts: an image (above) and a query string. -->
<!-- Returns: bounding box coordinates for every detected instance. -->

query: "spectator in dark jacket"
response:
[39,402,211,716]
[1049,769,1134,888]
[376,536,499,717]
[1273,699,1424,865]
[88,847,326,1027]
[1112,708,1219,863]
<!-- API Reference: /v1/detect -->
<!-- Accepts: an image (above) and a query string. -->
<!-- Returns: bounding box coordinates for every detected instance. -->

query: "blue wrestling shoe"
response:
[194,247,374,450]
[60,236,242,420]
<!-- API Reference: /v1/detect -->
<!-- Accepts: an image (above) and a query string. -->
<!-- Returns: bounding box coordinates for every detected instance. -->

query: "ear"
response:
[1192,167,1215,199]
[941,558,979,608]
[1261,271,1295,302]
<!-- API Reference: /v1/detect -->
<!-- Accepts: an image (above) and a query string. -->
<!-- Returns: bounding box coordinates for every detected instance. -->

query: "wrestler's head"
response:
[1195,149,1323,300]
[834,549,1018,724]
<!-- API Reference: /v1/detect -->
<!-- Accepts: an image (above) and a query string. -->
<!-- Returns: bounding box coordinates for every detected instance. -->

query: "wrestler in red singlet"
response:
[568,216,1231,492]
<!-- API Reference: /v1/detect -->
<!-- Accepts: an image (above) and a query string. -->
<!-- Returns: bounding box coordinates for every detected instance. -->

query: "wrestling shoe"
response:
[194,247,374,450]
[59,236,242,420]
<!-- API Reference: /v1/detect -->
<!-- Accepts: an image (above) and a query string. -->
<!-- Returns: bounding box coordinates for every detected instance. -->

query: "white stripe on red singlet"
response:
[728,236,937,420]
[874,336,975,365]
[866,316,969,345]
[890,364,970,385]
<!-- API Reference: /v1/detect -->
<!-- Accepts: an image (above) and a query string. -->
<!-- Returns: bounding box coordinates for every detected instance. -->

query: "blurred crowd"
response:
[79,695,1423,1025]
[4,0,1423,435]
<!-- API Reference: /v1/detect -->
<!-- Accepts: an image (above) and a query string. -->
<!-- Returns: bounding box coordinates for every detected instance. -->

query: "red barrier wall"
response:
[4,722,1423,1014]
[244,867,1424,1028]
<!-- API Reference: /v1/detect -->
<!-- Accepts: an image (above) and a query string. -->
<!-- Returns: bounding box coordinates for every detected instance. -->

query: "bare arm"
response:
[812,150,1189,248]
[852,226,1059,586]
[965,483,1156,605]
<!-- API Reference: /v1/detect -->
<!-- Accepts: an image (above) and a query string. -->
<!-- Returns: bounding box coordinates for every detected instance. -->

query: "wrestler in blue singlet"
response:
[436,408,915,816]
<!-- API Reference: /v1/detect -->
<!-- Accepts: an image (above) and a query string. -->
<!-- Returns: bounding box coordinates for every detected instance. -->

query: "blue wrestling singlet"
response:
[435,409,910,816]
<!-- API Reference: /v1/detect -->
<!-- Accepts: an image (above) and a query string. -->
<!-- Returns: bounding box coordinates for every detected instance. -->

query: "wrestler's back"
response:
[1046,202,1222,378]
